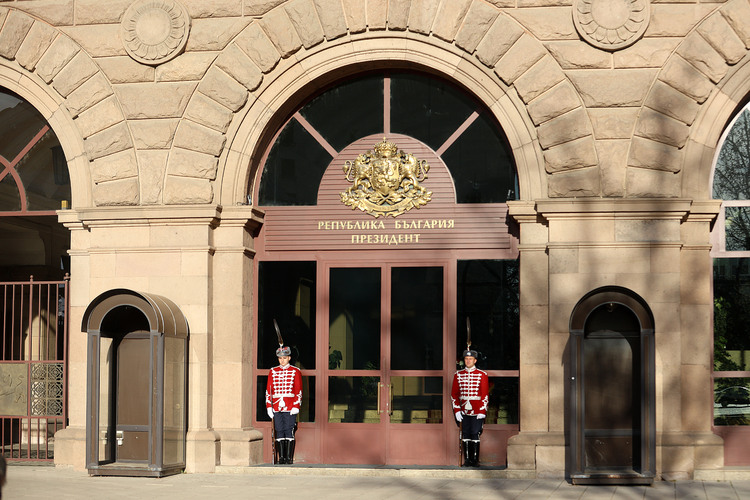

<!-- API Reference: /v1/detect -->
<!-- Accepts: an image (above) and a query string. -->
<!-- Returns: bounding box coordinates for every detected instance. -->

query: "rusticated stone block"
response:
[167,148,219,179]
[568,69,656,107]
[432,0,471,42]
[260,7,302,57]
[51,51,99,97]
[722,0,750,49]
[35,35,80,83]
[628,136,683,173]
[408,0,440,35]
[537,108,591,149]
[588,108,639,140]
[644,80,700,126]
[116,82,196,119]
[514,55,566,104]
[545,41,610,70]
[164,175,213,204]
[137,150,169,205]
[14,0,74,26]
[173,120,227,157]
[198,67,249,112]
[244,0,286,17]
[234,22,280,73]
[526,80,581,126]
[93,178,139,206]
[90,149,138,183]
[646,4,700,37]
[475,15,524,67]
[0,9,7,28]
[544,136,598,173]
[286,0,324,48]
[659,56,714,103]
[83,122,133,160]
[130,119,180,149]
[367,0,387,30]
[627,167,681,198]
[65,72,113,117]
[507,7,577,40]
[15,21,58,71]
[0,9,34,59]
[698,11,746,65]
[61,25,125,57]
[155,53,217,83]
[182,0,242,18]
[75,0,130,24]
[313,0,347,40]
[613,38,679,69]
[676,32,729,84]
[387,0,411,31]
[184,92,234,133]
[75,96,123,138]
[455,0,499,53]
[494,33,546,85]
[635,108,690,149]
[597,140,628,197]
[342,0,366,33]
[548,166,600,198]
[186,18,251,52]
[97,56,155,84]
[215,44,262,91]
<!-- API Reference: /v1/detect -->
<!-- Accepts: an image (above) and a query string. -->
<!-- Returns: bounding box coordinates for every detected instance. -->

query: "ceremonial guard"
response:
[266,320,302,464]
[451,335,489,467]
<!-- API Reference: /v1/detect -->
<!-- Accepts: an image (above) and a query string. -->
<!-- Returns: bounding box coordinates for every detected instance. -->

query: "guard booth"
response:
[82,289,188,477]
[568,286,656,485]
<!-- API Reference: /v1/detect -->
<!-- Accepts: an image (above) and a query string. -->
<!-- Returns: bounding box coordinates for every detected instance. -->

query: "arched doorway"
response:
[568,286,656,484]
[252,71,521,465]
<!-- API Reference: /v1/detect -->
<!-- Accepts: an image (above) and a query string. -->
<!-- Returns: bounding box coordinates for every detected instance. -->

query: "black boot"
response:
[276,440,286,464]
[288,439,295,465]
[461,440,470,467]
[469,441,480,467]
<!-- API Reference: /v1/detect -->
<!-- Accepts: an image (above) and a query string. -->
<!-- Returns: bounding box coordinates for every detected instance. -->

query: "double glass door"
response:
[324,264,448,464]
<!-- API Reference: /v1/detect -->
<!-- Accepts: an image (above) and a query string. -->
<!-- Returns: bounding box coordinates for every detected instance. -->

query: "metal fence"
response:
[1,276,68,461]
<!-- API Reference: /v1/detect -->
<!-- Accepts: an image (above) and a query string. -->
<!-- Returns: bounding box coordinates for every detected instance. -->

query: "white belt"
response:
[460,396,480,400]
[273,393,295,398]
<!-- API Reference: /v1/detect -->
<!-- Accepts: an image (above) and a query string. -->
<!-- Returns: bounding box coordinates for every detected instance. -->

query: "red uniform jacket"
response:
[266,364,302,413]
[451,367,489,416]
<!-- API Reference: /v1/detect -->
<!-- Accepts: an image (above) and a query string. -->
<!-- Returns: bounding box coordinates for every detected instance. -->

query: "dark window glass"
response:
[390,73,475,151]
[18,135,71,211]
[456,260,519,370]
[257,375,315,422]
[725,207,750,251]
[714,258,750,372]
[258,120,332,205]
[0,90,48,162]
[329,267,380,370]
[488,377,519,424]
[328,376,380,423]
[441,112,517,203]
[390,376,443,423]
[391,266,443,370]
[0,174,21,211]
[714,109,750,201]
[257,261,316,369]
[299,75,383,152]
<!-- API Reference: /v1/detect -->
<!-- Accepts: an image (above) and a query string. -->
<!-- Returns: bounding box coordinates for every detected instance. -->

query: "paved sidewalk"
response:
[5,465,750,499]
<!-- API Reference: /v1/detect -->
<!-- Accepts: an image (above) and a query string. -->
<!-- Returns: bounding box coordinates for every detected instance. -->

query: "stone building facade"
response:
[1,0,748,480]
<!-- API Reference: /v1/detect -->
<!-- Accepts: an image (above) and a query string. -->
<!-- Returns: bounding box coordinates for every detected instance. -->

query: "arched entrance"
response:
[568,286,656,484]
[252,71,521,465]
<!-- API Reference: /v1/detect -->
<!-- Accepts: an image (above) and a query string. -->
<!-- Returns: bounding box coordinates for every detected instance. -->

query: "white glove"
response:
[477,414,486,420]
[454,412,463,422]
[290,407,299,415]
[267,408,274,419]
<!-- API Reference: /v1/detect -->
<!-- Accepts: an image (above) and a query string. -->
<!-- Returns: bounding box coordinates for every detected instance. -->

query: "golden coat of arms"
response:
[340,138,432,218]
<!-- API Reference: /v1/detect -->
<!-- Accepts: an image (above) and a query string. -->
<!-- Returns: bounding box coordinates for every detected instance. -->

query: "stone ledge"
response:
[215,465,535,479]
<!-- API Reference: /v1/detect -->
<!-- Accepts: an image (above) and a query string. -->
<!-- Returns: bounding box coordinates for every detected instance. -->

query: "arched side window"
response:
[256,71,518,206]
[0,88,70,215]
[711,102,750,439]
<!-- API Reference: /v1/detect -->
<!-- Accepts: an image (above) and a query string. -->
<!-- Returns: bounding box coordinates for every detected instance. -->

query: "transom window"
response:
[257,71,517,206]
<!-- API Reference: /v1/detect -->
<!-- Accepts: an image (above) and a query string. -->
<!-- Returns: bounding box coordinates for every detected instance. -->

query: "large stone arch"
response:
[0,7,136,208]
[167,0,596,206]
[630,0,750,199]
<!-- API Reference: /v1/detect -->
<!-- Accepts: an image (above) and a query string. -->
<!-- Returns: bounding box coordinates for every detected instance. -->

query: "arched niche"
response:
[568,286,655,485]
[81,289,188,477]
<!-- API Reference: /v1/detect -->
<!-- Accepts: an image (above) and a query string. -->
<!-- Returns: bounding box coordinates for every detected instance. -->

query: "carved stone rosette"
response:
[121,0,191,65]
[573,0,651,51]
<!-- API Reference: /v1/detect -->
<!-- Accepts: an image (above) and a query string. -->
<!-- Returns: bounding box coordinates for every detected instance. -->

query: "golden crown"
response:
[373,137,398,158]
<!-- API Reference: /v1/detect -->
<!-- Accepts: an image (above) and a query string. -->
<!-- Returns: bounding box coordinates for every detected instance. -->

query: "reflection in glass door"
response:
[325,265,446,464]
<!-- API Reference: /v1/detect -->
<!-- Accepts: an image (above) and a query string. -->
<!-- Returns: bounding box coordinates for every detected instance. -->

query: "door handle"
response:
[388,384,393,416]
[116,430,124,446]
[377,383,382,414]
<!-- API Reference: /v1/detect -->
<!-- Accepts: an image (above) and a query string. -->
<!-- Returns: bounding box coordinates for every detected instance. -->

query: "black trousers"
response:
[274,411,297,439]
[461,415,484,441]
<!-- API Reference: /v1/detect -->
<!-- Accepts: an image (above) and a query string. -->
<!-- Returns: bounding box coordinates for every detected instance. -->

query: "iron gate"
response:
[1,276,68,461]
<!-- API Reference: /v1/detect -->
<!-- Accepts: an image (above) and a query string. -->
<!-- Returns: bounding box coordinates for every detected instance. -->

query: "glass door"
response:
[323,264,447,464]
